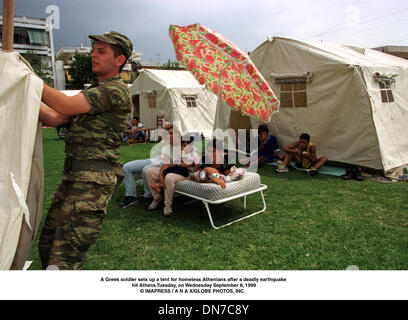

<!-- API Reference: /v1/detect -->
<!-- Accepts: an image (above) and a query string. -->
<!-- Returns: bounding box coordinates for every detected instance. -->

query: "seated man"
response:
[248,125,284,167]
[123,116,145,143]
[276,133,328,175]
[123,117,136,143]
[118,142,164,208]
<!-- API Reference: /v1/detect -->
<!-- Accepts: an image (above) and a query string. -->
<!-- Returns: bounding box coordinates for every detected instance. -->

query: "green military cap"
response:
[89,31,133,59]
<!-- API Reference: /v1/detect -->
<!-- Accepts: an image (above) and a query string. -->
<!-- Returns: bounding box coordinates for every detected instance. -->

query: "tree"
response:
[68,52,97,89]
[162,59,180,69]
[22,51,53,86]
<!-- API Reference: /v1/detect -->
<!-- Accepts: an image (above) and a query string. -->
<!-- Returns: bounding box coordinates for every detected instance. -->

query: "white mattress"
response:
[175,172,261,201]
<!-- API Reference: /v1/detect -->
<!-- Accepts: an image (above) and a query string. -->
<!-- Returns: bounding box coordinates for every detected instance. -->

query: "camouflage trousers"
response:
[38,180,115,270]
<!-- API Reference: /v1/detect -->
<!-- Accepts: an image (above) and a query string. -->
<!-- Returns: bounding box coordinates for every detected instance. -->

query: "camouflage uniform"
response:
[38,32,133,270]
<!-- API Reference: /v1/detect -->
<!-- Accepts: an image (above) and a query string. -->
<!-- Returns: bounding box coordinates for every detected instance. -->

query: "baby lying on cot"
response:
[190,139,246,188]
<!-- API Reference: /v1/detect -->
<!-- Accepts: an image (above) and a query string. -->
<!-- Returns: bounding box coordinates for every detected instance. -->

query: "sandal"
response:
[147,200,162,211]
[163,206,173,216]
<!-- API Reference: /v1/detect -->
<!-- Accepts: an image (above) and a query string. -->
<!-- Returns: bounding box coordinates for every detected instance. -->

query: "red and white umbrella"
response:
[169,23,279,122]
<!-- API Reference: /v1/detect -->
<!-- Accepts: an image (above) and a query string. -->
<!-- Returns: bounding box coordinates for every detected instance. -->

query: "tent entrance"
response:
[229,110,252,130]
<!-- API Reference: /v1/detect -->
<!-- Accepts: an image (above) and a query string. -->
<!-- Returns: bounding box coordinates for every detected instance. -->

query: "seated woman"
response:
[145,126,197,216]
[150,136,200,193]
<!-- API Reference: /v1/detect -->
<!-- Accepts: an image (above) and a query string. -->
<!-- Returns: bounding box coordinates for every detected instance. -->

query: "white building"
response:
[372,45,408,60]
[55,44,92,64]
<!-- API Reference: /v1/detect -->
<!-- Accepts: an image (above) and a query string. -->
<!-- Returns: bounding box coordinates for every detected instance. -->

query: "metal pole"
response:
[2,0,15,51]
[48,20,57,88]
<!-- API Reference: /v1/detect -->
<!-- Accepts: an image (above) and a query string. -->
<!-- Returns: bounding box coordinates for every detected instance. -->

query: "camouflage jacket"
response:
[62,76,132,185]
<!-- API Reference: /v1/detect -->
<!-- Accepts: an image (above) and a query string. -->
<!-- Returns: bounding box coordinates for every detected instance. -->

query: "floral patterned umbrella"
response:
[169,23,279,122]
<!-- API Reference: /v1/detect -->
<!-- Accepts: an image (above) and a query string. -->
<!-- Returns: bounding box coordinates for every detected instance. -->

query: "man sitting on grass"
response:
[276,133,328,175]
[123,116,145,143]
[256,125,284,166]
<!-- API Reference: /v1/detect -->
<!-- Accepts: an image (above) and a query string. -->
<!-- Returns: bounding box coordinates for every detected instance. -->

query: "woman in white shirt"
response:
[145,125,198,216]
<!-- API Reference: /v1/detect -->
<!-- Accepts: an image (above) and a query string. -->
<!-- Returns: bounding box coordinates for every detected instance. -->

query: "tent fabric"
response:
[0,52,44,270]
[130,69,206,93]
[129,69,218,137]
[241,37,408,173]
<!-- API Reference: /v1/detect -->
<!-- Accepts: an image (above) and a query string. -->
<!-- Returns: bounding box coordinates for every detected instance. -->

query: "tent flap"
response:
[0,52,44,270]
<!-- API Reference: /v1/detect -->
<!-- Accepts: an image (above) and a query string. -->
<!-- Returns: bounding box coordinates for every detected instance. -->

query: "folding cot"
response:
[174,172,267,229]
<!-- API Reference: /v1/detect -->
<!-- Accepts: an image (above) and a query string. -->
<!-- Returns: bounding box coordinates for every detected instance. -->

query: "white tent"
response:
[244,37,408,175]
[129,69,218,137]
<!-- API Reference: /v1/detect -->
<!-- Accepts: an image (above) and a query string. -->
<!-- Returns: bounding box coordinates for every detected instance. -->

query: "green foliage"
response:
[28,129,408,270]
[162,59,180,69]
[69,52,98,89]
[130,71,138,83]
[22,51,53,86]
[122,72,138,85]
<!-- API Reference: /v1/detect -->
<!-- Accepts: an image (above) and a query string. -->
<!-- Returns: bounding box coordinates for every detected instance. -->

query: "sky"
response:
[6,0,408,64]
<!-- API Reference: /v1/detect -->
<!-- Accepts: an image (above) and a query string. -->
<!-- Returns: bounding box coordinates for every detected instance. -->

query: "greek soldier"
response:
[38,31,133,270]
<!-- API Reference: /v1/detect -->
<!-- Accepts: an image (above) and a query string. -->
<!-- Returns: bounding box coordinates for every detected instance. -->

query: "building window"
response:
[13,27,30,45]
[279,81,307,108]
[379,82,394,103]
[183,95,198,108]
[1,27,49,46]
[27,29,49,46]
[0,27,31,45]
[148,93,157,108]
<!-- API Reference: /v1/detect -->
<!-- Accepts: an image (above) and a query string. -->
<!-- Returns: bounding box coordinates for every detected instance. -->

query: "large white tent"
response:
[129,69,218,137]
[244,37,408,176]
[0,52,44,270]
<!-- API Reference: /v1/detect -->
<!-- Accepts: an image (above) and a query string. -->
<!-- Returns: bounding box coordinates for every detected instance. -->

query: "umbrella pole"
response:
[213,71,223,133]
[2,0,15,52]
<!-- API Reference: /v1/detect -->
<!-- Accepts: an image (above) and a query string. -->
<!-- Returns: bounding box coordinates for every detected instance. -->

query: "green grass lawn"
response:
[28,128,408,270]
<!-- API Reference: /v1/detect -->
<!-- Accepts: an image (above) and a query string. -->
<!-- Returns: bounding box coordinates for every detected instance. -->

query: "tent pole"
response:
[2,0,15,51]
